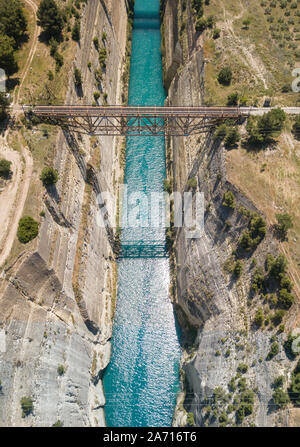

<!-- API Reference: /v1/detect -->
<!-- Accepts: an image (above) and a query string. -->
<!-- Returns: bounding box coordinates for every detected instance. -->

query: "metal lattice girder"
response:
[28,105,245,136]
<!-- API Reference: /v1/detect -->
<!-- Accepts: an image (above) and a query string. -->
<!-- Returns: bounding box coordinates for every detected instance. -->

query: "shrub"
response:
[40,167,58,186]
[93,36,99,50]
[293,116,300,139]
[186,412,195,426]
[99,47,107,69]
[213,28,221,39]
[267,342,279,360]
[52,420,63,427]
[273,388,290,407]
[72,19,81,41]
[273,376,285,388]
[271,310,285,326]
[289,360,300,406]
[93,91,100,101]
[21,396,33,417]
[74,67,82,87]
[268,254,287,279]
[240,213,266,249]
[233,260,243,278]
[278,288,294,309]
[214,124,227,140]
[224,127,240,147]
[222,190,236,209]
[187,177,197,190]
[218,67,232,85]
[17,217,39,244]
[57,365,65,376]
[237,363,248,374]
[246,108,286,145]
[254,308,264,327]
[275,213,293,238]
[242,18,251,29]
[0,159,12,178]
[227,92,239,106]
[252,267,265,292]
[54,51,63,71]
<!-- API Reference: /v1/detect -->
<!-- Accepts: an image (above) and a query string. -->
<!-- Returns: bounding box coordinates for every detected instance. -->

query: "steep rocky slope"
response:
[162,0,300,427]
[0,0,128,427]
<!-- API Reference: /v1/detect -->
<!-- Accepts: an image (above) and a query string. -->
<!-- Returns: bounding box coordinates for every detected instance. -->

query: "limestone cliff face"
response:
[0,0,128,427]
[163,0,295,427]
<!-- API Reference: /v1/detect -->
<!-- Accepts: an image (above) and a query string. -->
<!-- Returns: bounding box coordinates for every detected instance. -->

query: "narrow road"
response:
[0,0,38,269]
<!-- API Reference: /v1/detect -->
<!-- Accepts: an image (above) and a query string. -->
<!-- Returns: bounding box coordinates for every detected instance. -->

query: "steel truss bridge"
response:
[27,105,249,137]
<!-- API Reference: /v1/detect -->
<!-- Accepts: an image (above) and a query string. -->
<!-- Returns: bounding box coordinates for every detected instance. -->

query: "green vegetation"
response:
[267,342,279,360]
[237,363,248,374]
[186,412,195,426]
[52,420,63,427]
[233,260,243,278]
[224,126,240,147]
[222,190,236,209]
[57,365,65,376]
[292,116,300,139]
[272,388,290,408]
[0,158,12,178]
[0,0,27,76]
[20,397,33,417]
[37,0,64,41]
[72,19,80,42]
[246,108,286,145]
[74,67,82,88]
[289,359,300,406]
[40,167,58,186]
[254,308,264,327]
[239,212,266,250]
[17,217,39,244]
[218,67,232,86]
[275,213,293,239]
[186,177,197,190]
[0,92,10,121]
[273,375,285,388]
[99,48,107,69]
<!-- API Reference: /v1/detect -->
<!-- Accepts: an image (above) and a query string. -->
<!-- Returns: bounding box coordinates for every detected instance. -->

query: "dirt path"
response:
[0,0,38,269]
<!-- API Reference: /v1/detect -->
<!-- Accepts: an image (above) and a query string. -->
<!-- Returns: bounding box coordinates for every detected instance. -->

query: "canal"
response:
[103,0,181,427]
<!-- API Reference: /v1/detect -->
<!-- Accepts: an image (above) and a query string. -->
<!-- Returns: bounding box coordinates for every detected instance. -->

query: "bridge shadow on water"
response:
[118,241,167,258]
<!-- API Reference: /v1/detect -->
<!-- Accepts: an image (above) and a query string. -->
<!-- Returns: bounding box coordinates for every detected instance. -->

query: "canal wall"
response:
[0,0,129,427]
[162,0,292,428]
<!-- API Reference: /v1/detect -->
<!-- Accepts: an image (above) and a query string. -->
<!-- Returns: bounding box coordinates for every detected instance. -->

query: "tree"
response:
[218,67,232,85]
[224,127,240,147]
[37,0,64,40]
[246,108,286,145]
[17,217,39,244]
[40,166,58,186]
[0,158,12,178]
[272,389,290,408]
[0,34,18,76]
[278,288,294,309]
[254,308,264,327]
[276,213,293,239]
[242,18,251,29]
[0,0,27,47]
[222,190,236,209]
[234,260,243,278]
[72,19,80,41]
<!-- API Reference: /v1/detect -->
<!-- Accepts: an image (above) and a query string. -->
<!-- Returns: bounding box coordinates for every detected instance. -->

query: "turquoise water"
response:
[103,0,181,427]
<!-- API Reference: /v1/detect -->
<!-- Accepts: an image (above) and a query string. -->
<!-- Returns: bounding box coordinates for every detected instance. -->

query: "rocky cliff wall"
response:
[0,0,128,427]
[163,0,296,427]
